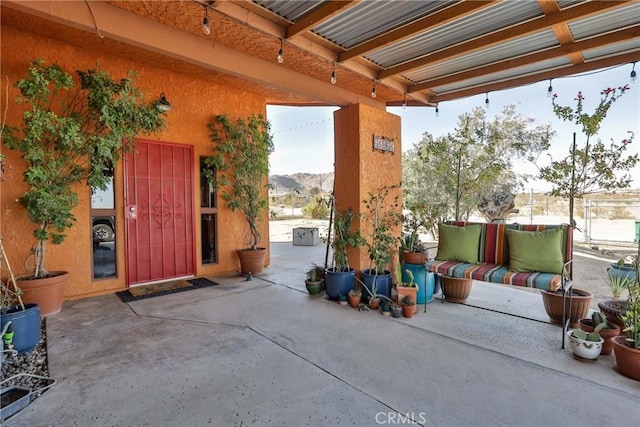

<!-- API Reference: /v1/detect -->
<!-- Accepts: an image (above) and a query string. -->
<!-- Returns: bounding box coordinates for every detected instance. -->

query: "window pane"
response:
[92,215,116,278]
[92,177,115,209]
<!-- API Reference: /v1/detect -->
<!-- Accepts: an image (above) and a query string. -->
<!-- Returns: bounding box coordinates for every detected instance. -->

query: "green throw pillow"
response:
[435,224,481,264]
[506,228,564,274]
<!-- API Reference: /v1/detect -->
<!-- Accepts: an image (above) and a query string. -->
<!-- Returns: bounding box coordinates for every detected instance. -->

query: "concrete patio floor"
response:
[5,242,639,426]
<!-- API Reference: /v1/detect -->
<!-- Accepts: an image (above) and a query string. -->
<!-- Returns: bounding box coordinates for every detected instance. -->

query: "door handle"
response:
[127,205,137,219]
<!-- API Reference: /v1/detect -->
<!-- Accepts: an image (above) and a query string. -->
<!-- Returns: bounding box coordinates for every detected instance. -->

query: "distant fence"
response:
[583,199,640,244]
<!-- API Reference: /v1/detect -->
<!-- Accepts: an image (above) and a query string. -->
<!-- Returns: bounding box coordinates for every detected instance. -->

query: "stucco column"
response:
[333,104,402,272]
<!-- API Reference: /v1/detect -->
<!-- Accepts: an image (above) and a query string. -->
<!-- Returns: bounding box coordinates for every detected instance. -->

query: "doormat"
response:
[116,278,219,303]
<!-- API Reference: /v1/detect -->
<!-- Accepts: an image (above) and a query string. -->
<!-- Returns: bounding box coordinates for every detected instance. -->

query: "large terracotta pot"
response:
[612,336,640,381]
[578,318,621,355]
[237,248,266,276]
[540,288,593,328]
[18,271,68,316]
[442,276,473,304]
[402,251,427,265]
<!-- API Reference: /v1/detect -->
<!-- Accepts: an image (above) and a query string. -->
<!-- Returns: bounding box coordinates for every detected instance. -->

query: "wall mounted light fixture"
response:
[157,92,172,111]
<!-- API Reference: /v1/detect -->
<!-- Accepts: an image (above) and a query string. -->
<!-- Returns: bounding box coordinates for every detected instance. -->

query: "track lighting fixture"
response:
[631,62,637,83]
[277,39,284,64]
[485,92,490,109]
[371,80,377,99]
[331,63,337,85]
[157,92,172,111]
[547,79,553,97]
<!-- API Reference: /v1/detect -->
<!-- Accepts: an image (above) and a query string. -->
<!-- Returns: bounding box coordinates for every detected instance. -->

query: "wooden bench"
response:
[425,221,574,347]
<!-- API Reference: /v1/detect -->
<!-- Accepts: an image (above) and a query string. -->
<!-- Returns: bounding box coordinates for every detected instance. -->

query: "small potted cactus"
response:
[402,295,415,318]
[391,302,403,318]
[348,289,362,308]
[305,266,324,296]
[568,316,607,360]
[578,311,621,355]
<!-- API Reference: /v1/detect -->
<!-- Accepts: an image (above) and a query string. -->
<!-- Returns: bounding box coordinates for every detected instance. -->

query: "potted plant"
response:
[348,289,361,308]
[381,300,392,316]
[338,293,348,306]
[206,114,274,276]
[324,208,365,300]
[567,321,605,360]
[402,295,415,318]
[361,185,402,302]
[2,59,165,316]
[612,244,640,380]
[598,268,632,330]
[608,255,638,286]
[395,265,418,314]
[400,203,429,264]
[304,266,323,296]
[1,239,41,355]
[578,311,620,356]
[391,302,403,318]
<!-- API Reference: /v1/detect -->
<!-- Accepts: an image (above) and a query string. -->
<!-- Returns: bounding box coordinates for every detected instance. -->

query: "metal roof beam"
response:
[378,0,632,80]
[430,51,640,103]
[408,25,640,93]
[338,0,498,62]
[286,1,359,39]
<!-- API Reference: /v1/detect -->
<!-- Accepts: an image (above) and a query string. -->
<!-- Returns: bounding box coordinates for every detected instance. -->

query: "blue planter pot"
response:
[361,269,392,302]
[608,263,637,284]
[1,304,41,354]
[325,268,355,300]
[402,262,436,304]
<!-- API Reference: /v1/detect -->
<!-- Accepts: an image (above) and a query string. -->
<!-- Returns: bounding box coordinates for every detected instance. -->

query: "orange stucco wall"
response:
[1,25,271,300]
[334,104,402,272]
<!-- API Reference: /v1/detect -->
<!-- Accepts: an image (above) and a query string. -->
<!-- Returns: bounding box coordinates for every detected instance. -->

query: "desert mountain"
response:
[269,172,334,195]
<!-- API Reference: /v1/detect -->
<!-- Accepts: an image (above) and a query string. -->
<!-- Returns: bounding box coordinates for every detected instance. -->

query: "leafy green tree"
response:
[3,59,165,278]
[404,106,551,236]
[538,86,638,226]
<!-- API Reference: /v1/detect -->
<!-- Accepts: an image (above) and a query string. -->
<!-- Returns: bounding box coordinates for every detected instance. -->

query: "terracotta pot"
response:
[237,248,266,276]
[598,299,628,332]
[402,304,414,318]
[348,293,361,308]
[402,251,427,265]
[397,285,418,314]
[612,336,640,381]
[18,271,68,316]
[540,288,593,328]
[442,277,472,304]
[369,297,381,310]
[578,318,621,355]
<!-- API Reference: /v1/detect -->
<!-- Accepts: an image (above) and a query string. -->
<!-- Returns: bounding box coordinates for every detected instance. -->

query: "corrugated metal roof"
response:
[403,30,559,83]
[557,0,587,9]
[582,39,640,61]
[364,1,543,68]
[312,0,451,49]
[253,0,320,22]
[569,3,640,40]
[431,57,570,94]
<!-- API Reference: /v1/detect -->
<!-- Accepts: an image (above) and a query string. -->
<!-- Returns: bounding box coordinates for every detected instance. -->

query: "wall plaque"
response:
[372,135,395,154]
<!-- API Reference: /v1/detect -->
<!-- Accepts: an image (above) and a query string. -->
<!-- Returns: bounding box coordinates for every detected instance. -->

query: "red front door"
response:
[124,140,195,285]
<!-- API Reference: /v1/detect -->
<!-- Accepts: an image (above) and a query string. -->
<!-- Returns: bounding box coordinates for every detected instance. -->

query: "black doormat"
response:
[116,278,219,303]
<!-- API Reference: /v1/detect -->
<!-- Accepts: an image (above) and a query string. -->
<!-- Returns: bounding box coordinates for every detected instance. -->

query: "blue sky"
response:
[267,64,639,192]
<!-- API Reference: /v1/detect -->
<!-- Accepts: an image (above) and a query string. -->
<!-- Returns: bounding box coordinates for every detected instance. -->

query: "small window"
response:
[91,177,117,279]
[200,157,217,264]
